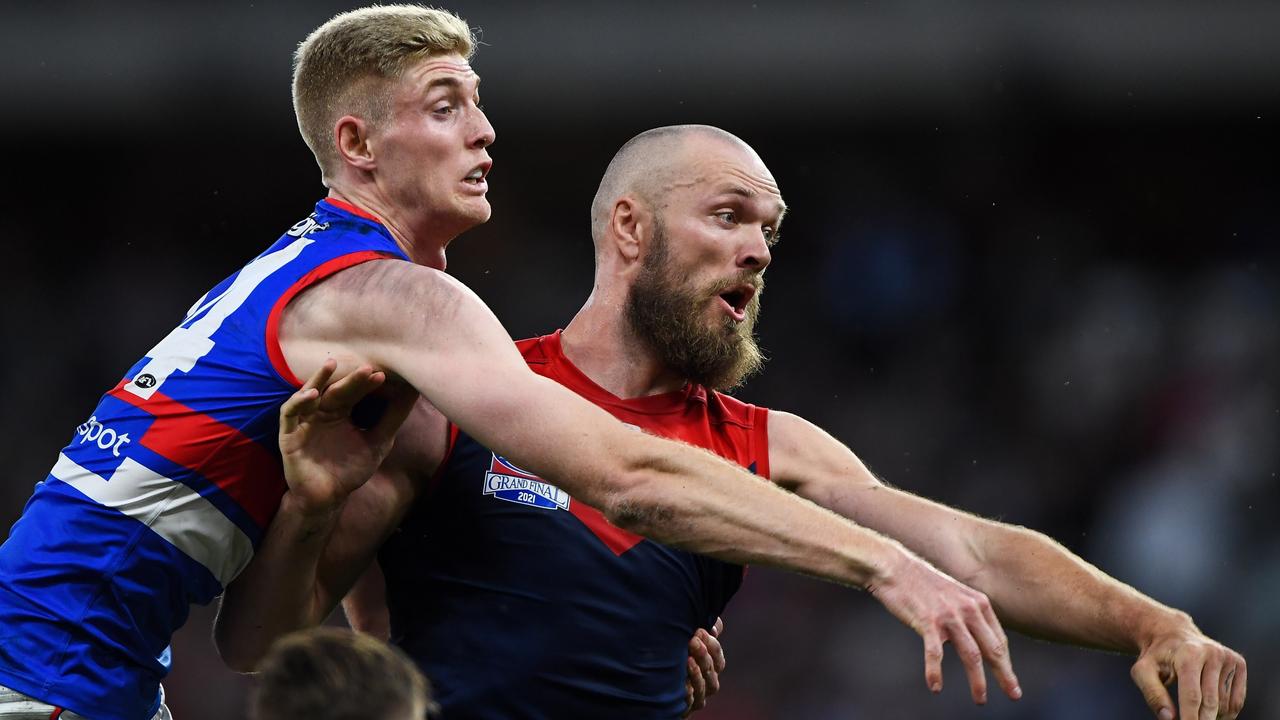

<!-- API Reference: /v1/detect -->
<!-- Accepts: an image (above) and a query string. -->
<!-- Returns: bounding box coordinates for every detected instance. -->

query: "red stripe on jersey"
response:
[425,423,463,499]
[568,501,643,556]
[265,250,395,388]
[109,381,285,530]
[750,405,770,480]
[323,197,382,223]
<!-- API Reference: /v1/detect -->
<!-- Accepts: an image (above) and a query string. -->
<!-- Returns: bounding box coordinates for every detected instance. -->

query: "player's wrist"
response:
[860,537,912,592]
[1134,608,1198,652]
[280,487,347,523]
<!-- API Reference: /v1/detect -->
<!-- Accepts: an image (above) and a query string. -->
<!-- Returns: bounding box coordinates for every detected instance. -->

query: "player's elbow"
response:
[213,614,267,674]
[597,465,682,538]
[215,639,261,674]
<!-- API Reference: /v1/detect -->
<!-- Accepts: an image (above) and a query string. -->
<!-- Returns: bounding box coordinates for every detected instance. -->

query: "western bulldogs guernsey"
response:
[380,331,770,719]
[0,199,407,720]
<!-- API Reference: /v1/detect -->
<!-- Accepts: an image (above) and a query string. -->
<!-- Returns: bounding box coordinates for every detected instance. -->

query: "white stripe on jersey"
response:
[50,453,254,588]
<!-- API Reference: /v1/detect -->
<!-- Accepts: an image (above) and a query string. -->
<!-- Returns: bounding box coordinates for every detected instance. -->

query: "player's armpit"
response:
[766,410,987,585]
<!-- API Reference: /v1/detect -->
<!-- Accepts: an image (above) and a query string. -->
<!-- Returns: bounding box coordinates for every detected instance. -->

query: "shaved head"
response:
[589,125,754,251]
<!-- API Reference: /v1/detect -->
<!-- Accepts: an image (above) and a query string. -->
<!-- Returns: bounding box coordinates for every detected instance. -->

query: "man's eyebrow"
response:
[714,184,788,219]
[424,73,481,90]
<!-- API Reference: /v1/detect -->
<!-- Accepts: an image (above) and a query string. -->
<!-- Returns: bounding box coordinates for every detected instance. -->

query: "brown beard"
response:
[624,220,766,391]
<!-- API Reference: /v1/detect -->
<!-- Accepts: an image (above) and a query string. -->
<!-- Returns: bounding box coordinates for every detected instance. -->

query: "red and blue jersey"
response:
[379,331,769,719]
[0,199,407,720]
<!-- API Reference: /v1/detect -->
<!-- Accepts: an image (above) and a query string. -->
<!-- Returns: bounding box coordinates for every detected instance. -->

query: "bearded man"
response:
[222,125,1246,720]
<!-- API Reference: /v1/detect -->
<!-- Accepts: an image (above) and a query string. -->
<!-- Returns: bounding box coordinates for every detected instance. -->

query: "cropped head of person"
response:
[249,627,436,720]
[294,5,495,263]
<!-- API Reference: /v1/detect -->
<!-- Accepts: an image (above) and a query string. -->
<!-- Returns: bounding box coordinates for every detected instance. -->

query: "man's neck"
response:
[326,189,450,270]
[561,293,688,399]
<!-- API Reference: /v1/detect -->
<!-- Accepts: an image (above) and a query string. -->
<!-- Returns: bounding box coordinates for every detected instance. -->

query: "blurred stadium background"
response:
[2,1,1276,718]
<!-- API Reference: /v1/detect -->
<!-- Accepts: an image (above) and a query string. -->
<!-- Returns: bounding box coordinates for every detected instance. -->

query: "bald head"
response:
[589,125,755,250]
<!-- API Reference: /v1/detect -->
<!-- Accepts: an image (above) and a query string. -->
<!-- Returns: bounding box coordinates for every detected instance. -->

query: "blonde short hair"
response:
[293,5,475,178]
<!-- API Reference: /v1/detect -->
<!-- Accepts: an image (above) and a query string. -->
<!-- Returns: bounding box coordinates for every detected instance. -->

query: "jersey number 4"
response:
[123,238,314,399]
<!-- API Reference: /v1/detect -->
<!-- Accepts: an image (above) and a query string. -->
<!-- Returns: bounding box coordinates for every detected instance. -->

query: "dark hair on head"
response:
[249,628,436,720]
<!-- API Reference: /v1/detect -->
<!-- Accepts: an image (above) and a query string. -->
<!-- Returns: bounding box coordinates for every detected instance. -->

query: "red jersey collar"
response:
[322,197,383,224]
[538,330,708,415]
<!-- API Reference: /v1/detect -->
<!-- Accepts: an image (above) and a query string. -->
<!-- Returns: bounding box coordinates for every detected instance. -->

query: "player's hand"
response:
[1129,621,1247,720]
[683,616,726,716]
[279,360,416,516]
[868,546,1021,705]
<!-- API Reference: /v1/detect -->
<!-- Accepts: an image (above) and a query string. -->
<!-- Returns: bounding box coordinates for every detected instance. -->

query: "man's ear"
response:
[611,196,648,263]
[334,115,377,172]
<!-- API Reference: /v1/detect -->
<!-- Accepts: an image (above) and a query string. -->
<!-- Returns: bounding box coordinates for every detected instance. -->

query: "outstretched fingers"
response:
[684,655,708,715]
[971,600,1021,700]
[944,618,989,704]
[1176,650,1207,720]
[1198,652,1224,720]
[922,626,945,694]
[315,365,385,416]
[1227,655,1247,718]
[691,631,721,694]
[280,359,337,433]
[922,600,1020,705]
[1130,655,1176,720]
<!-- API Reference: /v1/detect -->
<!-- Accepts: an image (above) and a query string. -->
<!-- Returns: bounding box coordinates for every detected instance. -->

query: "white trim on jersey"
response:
[50,453,254,588]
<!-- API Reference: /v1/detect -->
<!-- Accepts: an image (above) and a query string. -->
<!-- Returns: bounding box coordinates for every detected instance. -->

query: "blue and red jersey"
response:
[379,331,770,719]
[0,199,407,720]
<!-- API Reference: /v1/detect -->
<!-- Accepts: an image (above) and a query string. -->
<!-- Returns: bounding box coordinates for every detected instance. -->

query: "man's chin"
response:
[461,197,492,224]
[442,201,492,239]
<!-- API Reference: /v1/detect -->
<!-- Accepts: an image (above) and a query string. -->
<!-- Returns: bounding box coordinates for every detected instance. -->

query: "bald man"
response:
[222,126,1245,720]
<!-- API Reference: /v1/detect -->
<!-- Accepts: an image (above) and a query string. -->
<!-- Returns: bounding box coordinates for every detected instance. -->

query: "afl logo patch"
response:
[483,454,570,511]
[133,374,158,389]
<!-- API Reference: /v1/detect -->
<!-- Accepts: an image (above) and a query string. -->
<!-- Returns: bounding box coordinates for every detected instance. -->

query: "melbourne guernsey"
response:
[380,331,770,719]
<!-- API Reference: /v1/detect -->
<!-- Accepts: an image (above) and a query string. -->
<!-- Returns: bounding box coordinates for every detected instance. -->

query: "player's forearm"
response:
[341,562,392,641]
[971,523,1194,653]
[601,433,910,589]
[214,492,344,672]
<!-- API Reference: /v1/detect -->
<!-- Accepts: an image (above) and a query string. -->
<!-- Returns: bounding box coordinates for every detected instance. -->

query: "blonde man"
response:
[0,6,1013,718]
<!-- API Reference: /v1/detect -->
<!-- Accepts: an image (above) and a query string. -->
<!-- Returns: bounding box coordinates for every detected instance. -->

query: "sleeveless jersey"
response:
[379,331,770,719]
[0,199,408,720]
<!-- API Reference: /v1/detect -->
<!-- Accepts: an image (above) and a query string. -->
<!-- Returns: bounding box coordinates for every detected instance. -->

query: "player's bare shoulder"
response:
[276,259,493,380]
[281,260,471,341]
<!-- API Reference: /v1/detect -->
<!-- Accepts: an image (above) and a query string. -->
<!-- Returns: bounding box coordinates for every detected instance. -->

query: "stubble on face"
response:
[624,218,765,392]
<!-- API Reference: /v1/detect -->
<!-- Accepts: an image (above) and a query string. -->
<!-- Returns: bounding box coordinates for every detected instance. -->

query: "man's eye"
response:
[716,211,737,224]
[433,104,455,115]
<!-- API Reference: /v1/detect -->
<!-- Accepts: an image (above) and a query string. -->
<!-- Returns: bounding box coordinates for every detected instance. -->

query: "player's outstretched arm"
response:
[278,261,940,591]
[767,410,1247,720]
